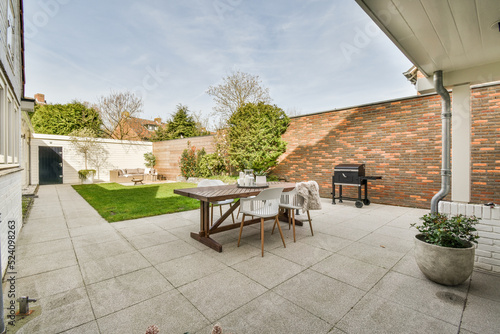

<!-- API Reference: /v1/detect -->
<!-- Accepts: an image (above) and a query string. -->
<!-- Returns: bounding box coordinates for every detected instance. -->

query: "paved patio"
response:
[5,184,500,333]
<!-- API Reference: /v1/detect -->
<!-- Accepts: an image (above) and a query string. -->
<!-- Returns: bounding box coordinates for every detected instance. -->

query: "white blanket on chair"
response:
[296,181,322,212]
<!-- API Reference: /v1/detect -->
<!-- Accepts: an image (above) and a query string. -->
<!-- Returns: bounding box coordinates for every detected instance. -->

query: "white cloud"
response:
[24,0,415,127]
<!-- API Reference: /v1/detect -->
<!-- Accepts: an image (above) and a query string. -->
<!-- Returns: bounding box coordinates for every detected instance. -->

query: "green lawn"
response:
[72,182,200,222]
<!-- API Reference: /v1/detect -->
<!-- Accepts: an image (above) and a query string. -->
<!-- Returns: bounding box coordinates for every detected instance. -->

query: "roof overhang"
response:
[21,97,35,113]
[355,0,500,93]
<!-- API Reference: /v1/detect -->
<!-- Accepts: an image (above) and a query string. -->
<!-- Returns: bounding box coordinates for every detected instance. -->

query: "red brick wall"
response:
[471,84,500,204]
[274,83,499,209]
[153,136,215,180]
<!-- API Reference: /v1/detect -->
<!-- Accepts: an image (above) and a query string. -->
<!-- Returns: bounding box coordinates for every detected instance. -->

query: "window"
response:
[7,0,15,62]
[0,86,4,163]
[145,124,158,131]
[0,83,19,167]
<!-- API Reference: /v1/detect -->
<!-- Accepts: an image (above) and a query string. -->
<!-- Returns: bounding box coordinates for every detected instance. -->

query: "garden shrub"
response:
[179,142,207,178]
[228,102,289,172]
[198,153,227,177]
[179,143,198,178]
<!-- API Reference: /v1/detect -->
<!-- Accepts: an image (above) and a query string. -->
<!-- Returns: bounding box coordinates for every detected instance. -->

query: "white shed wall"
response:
[31,133,152,184]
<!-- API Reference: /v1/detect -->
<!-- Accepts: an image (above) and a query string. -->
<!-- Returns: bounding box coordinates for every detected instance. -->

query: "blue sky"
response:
[24,0,415,128]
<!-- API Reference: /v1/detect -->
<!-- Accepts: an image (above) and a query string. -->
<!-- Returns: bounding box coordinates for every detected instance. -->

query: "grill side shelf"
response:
[361,176,382,180]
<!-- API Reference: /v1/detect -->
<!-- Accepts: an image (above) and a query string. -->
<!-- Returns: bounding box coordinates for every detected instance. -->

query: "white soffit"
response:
[356,0,500,93]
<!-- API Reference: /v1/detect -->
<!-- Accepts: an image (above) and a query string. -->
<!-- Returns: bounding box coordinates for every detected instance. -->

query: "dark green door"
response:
[39,146,63,185]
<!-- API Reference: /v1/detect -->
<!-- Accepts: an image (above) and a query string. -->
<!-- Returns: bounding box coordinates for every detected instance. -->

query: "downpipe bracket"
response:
[441,170,451,176]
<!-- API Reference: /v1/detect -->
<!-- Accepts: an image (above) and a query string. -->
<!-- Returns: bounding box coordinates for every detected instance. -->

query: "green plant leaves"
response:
[228,102,290,172]
[411,213,480,248]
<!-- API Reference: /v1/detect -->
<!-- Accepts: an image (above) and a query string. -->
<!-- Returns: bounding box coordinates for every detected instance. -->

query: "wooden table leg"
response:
[279,210,304,226]
[190,232,222,252]
[200,201,209,237]
[191,200,223,252]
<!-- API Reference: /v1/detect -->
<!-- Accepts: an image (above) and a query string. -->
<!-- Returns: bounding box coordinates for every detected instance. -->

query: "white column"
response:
[451,84,471,202]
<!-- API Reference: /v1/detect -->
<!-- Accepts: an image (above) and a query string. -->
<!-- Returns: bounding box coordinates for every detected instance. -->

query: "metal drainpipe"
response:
[430,70,451,214]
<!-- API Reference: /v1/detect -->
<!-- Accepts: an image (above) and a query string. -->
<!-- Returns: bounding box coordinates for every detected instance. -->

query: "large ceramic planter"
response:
[414,233,475,286]
[82,173,94,184]
[83,173,94,184]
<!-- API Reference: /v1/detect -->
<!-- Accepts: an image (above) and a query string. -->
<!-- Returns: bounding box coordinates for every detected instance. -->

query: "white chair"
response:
[197,179,235,226]
[275,188,314,242]
[237,187,286,257]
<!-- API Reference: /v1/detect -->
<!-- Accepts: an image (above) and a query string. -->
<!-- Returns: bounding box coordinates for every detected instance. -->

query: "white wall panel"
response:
[31,134,152,184]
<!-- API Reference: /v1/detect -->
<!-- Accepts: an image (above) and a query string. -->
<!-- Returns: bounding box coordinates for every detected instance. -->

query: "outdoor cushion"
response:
[127,168,140,174]
[296,181,322,212]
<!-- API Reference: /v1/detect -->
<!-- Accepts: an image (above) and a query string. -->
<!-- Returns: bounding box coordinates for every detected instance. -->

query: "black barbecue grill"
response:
[332,164,382,208]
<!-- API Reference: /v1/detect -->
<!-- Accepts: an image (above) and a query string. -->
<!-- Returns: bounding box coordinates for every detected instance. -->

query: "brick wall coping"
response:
[470,80,500,89]
[32,133,153,146]
[289,92,437,120]
[156,134,214,143]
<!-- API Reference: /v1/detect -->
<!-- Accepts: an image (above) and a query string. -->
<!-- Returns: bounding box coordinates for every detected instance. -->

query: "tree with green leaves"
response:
[206,71,272,174]
[167,104,199,139]
[228,102,289,173]
[150,124,170,142]
[31,101,102,136]
[144,152,156,168]
[151,104,209,141]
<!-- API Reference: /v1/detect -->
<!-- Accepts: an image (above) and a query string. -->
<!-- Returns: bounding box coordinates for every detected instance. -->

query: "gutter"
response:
[430,70,452,213]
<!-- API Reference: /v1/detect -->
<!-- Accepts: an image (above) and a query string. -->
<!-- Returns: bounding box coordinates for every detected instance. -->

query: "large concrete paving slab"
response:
[6,184,500,334]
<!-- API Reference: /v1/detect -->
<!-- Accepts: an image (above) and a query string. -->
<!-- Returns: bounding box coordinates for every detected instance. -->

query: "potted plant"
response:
[78,169,96,184]
[144,152,157,180]
[70,128,103,184]
[144,152,156,170]
[254,170,267,185]
[411,213,479,286]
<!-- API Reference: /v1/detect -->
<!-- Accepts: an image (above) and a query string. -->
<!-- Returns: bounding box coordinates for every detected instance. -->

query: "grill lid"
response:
[334,164,364,171]
[334,163,366,175]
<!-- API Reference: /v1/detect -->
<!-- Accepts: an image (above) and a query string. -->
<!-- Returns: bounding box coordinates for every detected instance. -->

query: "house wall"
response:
[273,83,499,209]
[0,0,24,276]
[439,201,500,273]
[0,169,22,275]
[470,84,500,204]
[31,133,152,184]
[0,0,23,99]
[153,136,215,180]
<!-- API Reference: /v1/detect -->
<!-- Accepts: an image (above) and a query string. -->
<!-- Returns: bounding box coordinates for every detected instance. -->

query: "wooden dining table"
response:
[174,182,301,252]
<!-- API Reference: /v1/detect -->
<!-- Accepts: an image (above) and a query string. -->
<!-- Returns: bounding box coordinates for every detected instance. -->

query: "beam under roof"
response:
[355,0,500,93]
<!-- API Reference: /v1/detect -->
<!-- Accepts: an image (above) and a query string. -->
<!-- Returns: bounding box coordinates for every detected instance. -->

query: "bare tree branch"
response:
[96,90,144,139]
[206,71,271,125]
[69,128,101,170]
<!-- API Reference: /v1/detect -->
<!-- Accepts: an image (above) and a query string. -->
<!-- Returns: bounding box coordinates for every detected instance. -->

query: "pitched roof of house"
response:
[119,116,165,141]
